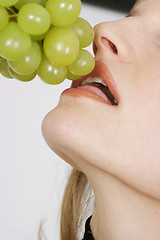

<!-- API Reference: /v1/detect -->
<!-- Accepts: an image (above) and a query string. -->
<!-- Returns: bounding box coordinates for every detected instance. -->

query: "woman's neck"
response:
[88,170,160,240]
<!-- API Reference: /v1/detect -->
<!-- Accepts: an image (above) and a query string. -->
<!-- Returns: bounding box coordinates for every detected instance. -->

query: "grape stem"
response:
[9,14,17,21]
[9,14,17,17]
[7,7,15,14]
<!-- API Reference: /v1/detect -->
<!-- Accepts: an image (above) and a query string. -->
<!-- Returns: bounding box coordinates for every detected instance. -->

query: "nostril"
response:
[101,37,118,54]
[109,41,118,54]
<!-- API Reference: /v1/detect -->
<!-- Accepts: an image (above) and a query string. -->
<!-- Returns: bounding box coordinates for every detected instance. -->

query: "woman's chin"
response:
[41,95,86,155]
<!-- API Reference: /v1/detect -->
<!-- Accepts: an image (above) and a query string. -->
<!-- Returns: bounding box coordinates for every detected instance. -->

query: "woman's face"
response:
[42,0,160,200]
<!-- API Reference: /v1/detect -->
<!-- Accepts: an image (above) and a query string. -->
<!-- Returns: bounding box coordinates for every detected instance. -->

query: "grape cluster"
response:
[0,0,95,84]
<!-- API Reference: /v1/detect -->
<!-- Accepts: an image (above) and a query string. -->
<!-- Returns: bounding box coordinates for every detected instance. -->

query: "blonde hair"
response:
[38,168,94,240]
[60,168,94,240]
[134,0,146,8]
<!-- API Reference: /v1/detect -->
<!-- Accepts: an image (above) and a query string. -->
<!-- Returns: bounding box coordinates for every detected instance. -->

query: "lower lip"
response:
[61,86,112,105]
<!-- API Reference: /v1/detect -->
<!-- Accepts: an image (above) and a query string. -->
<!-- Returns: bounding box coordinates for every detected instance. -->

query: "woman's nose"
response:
[93,21,133,63]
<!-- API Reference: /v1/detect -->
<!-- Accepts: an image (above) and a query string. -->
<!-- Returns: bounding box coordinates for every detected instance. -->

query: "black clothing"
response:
[81,0,135,12]
[82,215,94,240]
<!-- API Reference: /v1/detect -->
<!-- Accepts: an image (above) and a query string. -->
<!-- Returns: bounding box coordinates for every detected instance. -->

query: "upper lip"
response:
[71,60,120,104]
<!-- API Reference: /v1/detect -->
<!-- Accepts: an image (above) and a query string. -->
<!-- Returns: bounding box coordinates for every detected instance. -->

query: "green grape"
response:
[43,27,79,67]
[30,32,47,41]
[0,7,9,31]
[68,49,95,76]
[37,54,68,84]
[0,0,19,7]
[8,40,42,75]
[66,70,80,80]
[17,3,51,35]
[0,57,13,78]
[31,24,52,41]
[0,22,31,60]
[70,17,94,48]
[8,67,36,81]
[14,0,47,9]
[45,0,81,27]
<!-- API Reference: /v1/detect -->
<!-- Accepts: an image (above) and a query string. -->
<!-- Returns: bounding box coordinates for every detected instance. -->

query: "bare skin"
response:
[42,0,160,239]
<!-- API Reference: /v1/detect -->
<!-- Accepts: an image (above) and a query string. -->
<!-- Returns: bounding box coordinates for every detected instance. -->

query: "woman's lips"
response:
[71,60,119,104]
[62,60,119,106]
[62,87,112,105]
[62,86,112,105]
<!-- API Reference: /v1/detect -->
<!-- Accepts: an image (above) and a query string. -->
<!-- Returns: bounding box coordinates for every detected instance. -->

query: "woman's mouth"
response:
[78,76,118,105]
[62,60,119,106]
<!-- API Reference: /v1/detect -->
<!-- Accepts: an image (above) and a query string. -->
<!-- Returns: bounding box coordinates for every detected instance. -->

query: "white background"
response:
[0,3,126,240]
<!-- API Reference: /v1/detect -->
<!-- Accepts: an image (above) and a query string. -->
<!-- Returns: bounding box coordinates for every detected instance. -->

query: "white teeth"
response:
[81,77,107,87]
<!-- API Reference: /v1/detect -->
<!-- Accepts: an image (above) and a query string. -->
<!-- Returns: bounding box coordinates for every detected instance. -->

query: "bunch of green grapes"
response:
[0,0,95,84]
